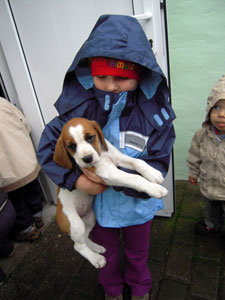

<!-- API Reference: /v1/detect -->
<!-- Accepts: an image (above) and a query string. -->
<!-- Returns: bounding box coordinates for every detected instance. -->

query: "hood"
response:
[55,14,167,114]
[203,74,225,127]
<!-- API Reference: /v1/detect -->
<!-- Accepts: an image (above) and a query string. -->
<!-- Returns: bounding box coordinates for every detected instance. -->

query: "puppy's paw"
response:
[150,185,168,199]
[87,239,106,253]
[90,253,106,269]
[136,161,164,184]
[144,168,164,184]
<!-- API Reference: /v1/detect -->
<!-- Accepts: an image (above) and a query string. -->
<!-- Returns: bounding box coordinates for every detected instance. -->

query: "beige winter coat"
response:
[187,75,225,201]
[0,98,40,192]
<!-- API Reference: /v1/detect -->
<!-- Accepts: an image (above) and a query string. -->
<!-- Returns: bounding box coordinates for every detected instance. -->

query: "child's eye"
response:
[213,105,220,110]
[117,76,128,80]
[97,75,106,79]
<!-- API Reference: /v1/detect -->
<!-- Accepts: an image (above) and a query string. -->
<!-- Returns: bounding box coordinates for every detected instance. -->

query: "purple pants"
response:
[91,220,152,297]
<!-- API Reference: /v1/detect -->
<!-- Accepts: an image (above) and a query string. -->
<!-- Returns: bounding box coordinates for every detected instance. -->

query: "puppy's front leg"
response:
[106,141,164,184]
[116,153,164,184]
[102,167,167,198]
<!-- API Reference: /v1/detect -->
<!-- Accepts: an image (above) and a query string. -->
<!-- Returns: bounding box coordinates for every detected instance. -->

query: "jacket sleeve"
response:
[187,129,202,179]
[37,116,82,191]
[114,123,176,199]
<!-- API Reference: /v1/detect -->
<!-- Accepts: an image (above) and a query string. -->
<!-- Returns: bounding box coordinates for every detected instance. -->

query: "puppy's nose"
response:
[82,155,93,164]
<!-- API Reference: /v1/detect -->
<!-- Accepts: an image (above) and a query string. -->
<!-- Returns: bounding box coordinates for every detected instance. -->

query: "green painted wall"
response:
[166,0,225,180]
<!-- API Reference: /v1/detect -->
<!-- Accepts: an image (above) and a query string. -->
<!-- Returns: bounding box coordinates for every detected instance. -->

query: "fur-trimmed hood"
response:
[203,74,225,127]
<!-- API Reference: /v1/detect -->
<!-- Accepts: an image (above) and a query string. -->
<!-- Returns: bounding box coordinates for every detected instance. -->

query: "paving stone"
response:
[149,262,164,300]
[157,278,188,300]
[185,181,202,194]
[0,241,31,274]
[165,244,193,282]
[150,216,175,262]
[180,191,203,219]
[189,297,208,300]
[37,249,84,300]
[221,279,225,300]
[190,261,220,300]
[173,217,195,246]
[219,270,225,300]
[65,292,92,300]
[197,235,223,263]
[93,284,105,300]
[149,239,169,263]
[175,180,187,206]
[73,260,99,296]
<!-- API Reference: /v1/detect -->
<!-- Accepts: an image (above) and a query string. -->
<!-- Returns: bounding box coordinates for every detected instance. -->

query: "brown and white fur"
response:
[53,118,168,268]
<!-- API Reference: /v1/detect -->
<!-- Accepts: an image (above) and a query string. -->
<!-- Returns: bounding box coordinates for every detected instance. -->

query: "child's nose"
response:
[106,77,119,92]
[219,109,225,117]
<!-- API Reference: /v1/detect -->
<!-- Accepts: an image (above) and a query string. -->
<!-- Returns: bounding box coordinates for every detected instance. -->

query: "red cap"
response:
[91,57,141,80]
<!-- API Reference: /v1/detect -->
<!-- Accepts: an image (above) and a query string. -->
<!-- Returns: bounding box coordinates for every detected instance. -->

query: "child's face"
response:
[93,75,138,93]
[210,99,225,133]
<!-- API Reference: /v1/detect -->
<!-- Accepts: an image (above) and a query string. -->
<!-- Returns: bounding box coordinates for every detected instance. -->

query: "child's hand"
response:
[189,176,198,185]
[82,168,105,184]
[75,174,107,195]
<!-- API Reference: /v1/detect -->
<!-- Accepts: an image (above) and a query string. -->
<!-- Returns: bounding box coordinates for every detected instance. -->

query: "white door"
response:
[0,0,174,216]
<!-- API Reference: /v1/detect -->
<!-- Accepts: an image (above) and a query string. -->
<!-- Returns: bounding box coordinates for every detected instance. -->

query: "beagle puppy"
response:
[53,117,167,268]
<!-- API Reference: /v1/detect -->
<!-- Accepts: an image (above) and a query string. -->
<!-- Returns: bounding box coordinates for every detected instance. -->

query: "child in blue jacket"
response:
[37,15,175,300]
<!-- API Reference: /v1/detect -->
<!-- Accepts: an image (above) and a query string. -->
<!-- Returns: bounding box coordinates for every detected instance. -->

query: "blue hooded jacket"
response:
[37,14,176,227]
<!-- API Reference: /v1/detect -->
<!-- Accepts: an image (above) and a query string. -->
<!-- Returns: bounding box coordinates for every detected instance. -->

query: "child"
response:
[37,15,175,300]
[0,98,45,241]
[187,75,225,236]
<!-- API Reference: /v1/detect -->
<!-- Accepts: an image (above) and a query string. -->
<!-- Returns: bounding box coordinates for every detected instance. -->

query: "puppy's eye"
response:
[85,134,95,143]
[67,142,76,152]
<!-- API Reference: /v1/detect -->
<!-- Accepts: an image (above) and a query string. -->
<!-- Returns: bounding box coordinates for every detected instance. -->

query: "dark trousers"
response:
[203,197,225,230]
[0,199,16,257]
[8,178,44,233]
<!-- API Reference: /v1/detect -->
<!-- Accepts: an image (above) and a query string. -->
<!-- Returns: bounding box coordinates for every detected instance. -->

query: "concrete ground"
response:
[0,181,224,300]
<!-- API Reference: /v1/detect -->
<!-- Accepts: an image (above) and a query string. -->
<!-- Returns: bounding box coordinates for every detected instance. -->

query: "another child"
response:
[187,75,225,236]
[37,15,175,300]
[0,98,45,241]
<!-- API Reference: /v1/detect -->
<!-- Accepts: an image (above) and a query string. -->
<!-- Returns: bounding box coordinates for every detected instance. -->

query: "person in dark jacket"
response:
[37,15,176,300]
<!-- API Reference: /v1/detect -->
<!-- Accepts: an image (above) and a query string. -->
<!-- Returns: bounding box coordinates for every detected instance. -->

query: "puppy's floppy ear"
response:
[53,135,73,169]
[91,120,108,151]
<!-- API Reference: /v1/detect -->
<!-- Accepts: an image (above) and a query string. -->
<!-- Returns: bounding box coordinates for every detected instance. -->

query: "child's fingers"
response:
[189,176,198,185]
[75,174,107,195]
[82,168,106,184]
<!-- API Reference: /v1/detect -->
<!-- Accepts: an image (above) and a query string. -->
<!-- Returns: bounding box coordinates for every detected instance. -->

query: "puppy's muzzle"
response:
[82,155,93,164]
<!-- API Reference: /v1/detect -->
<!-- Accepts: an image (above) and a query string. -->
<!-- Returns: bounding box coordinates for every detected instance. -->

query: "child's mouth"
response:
[216,122,225,129]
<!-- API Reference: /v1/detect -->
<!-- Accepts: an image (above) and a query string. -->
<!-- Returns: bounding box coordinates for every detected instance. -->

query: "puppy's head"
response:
[53,118,108,169]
